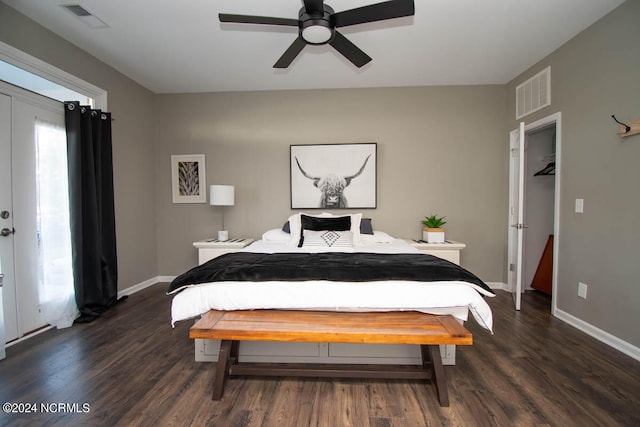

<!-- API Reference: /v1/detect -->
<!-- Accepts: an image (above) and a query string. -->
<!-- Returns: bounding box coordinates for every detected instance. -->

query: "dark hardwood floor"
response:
[1,284,638,426]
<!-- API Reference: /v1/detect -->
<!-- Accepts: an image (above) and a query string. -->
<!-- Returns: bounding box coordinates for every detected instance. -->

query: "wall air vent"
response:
[516,66,551,119]
[61,4,109,29]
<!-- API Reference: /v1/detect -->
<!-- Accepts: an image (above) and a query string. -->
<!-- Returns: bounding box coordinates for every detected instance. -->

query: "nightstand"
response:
[405,239,466,265]
[193,238,254,265]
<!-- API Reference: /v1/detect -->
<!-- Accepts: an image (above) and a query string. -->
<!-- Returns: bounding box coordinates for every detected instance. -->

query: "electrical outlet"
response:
[578,282,588,299]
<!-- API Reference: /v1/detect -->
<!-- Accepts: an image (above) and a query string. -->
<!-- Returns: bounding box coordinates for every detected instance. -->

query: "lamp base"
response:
[218,230,229,241]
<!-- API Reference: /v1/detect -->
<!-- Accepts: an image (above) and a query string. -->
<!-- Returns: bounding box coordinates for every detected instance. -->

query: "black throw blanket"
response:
[167,252,495,296]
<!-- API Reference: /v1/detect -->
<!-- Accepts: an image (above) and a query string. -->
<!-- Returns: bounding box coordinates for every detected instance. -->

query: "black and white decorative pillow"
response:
[301,229,354,248]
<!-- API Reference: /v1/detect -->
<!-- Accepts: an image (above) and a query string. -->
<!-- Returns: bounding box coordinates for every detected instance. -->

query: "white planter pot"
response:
[423,228,445,243]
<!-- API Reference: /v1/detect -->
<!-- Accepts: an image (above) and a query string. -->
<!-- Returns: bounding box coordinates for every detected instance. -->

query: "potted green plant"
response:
[422,214,447,243]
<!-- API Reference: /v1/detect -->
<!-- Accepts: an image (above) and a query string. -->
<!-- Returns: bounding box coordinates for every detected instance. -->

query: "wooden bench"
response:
[189,310,472,407]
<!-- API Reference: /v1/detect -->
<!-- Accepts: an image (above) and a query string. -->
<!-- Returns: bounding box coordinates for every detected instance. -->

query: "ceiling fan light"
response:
[301,25,333,44]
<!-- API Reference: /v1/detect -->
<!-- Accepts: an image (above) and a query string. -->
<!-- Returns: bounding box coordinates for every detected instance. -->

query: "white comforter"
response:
[170,239,494,332]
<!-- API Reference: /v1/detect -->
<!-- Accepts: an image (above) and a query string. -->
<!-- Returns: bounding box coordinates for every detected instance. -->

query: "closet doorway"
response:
[508,113,561,313]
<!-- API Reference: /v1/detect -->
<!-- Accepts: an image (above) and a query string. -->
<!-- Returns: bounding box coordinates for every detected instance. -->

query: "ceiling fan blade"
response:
[219,13,299,27]
[333,0,414,28]
[329,31,372,68]
[274,37,307,68]
[303,0,325,16]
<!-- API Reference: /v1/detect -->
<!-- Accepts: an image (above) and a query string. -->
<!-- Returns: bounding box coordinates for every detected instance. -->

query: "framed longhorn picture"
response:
[171,154,207,203]
[290,143,377,209]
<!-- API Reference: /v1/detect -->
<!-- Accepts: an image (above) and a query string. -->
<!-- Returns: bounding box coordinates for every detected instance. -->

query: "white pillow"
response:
[349,213,363,246]
[286,213,302,246]
[261,228,291,242]
[302,229,354,248]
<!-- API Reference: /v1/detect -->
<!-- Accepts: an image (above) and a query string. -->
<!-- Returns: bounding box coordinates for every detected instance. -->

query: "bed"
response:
[169,213,495,366]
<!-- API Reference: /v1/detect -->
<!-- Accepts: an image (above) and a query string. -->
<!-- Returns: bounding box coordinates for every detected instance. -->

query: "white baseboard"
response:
[487,281,509,291]
[487,284,638,361]
[554,308,640,362]
[117,275,176,299]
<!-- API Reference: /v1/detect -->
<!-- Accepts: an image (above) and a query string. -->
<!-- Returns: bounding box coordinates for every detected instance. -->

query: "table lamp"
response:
[209,185,234,241]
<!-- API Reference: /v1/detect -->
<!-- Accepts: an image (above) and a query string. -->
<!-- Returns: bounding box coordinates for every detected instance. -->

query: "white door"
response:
[508,122,526,310]
[1,85,65,342]
[0,254,5,359]
[0,93,18,342]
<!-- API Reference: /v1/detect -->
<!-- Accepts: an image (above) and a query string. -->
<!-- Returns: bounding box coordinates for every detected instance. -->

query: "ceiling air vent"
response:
[61,4,109,29]
[63,4,91,16]
[516,66,550,119]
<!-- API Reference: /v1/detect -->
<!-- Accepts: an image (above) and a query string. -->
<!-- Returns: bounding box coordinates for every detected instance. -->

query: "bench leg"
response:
[212,340,234,400]
[421,345,449,407]
[230,340,240,359]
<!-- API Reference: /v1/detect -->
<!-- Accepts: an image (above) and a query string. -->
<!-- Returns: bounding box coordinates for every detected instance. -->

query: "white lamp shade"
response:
[209,185,234,206]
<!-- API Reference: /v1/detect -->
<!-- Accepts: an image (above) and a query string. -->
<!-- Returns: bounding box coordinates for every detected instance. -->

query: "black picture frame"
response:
[290,143,377,209]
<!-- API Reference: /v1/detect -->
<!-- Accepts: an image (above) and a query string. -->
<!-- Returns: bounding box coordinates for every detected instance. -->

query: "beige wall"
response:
[0,3,158,291]
[506,0,640,346]
[154,86,508,279]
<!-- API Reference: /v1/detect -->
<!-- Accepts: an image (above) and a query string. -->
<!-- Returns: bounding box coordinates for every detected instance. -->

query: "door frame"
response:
[0,92,12,353]
[508,122,525,310]
[508,112,562,314]
[0,41,107,110]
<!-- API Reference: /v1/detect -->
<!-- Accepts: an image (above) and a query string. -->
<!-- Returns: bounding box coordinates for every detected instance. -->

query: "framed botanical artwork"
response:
[290,143,377,209]
[171,154,206,203]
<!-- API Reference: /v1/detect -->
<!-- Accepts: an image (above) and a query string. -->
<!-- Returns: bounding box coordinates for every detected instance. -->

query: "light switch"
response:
[578,282,588,299]
[575,198,584,213]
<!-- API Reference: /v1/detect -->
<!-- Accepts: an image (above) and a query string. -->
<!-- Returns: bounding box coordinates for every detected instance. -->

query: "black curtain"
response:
[64,101,120,322]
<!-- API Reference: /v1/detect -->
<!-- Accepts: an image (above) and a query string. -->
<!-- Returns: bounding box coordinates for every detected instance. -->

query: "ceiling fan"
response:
[219,0,415,68]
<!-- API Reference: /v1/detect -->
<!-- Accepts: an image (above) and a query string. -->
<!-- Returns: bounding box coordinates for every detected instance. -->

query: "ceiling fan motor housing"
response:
[299,5,335,45]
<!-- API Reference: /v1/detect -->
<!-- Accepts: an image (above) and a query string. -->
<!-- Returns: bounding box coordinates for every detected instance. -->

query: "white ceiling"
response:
[3,0,625,94]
